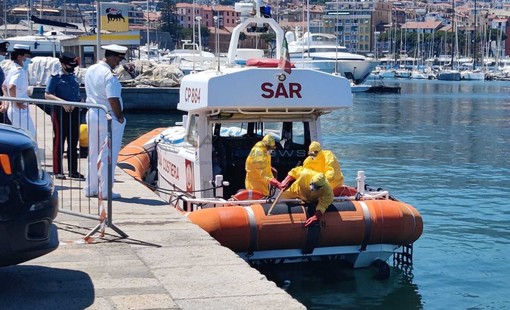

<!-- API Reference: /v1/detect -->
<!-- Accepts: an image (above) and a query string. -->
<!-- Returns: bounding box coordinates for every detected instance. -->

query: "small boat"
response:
[394,69,411,79]
[162,40,218,74]
[461,70,486,81]
[437,69,461,81]
[350,82,371,93]
[367,85,402,93]
[119,0,422,270]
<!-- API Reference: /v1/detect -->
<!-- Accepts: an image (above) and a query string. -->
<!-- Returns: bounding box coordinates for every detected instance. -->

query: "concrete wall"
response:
[32,86,179,111]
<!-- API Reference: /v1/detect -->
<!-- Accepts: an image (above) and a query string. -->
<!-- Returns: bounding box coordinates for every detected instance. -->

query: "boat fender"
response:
[229,189,266,201]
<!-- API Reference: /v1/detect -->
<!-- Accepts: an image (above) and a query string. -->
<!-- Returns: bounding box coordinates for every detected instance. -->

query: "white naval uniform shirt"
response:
[83,60,126,197]
[84,60,123,112]
[4,64,36,140]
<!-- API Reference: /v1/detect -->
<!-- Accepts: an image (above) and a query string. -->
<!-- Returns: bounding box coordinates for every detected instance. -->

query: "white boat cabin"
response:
[156,66,352,205]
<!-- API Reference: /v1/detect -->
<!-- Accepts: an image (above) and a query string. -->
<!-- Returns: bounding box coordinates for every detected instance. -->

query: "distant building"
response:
[176,3,240,29]
[322,0,392,54]
[401,20,443,34]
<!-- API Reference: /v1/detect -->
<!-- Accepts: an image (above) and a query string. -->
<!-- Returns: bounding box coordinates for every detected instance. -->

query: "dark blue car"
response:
[0,124,59,267]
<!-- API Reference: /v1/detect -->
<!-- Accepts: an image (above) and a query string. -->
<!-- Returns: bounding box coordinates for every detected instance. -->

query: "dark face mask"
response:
[64,66,75,73]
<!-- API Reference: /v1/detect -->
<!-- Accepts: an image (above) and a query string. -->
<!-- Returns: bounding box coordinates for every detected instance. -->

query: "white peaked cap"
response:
[13,44,30,50]
[101,44,128,53]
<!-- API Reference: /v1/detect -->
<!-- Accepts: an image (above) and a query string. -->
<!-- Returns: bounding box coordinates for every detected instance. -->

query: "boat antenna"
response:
[214,14,220,72]
[306,0,310,59]
[192,0,196,72]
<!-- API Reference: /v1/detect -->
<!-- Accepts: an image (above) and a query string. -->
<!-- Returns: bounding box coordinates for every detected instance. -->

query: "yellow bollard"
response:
[79,124,88,158]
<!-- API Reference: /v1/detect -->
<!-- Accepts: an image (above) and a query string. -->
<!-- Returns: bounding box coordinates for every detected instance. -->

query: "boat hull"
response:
[186,199,422,266]
[437,70,461,81]
[290,57,379,84]
[118,128,166,182]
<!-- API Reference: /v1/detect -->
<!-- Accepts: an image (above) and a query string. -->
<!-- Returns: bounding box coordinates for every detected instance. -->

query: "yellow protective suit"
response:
[245,141,273,196]
[281,166,334,214]
[303,149,344,189]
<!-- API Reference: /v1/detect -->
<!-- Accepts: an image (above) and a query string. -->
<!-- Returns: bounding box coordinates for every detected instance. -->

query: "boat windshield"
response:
[308,47,348,53]
[211,121,310,198]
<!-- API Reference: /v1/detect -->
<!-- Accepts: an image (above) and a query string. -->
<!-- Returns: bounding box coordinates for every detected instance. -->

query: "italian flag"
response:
[278,36,292,74]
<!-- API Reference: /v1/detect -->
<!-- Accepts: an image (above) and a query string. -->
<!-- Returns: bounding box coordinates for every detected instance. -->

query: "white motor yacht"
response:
[6,31,76,57]
[162,40,217,74]
[286,32,379,84]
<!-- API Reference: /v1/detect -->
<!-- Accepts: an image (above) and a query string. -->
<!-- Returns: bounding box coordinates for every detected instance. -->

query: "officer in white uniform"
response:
[83,44,127,199]
[2,44,36,139]
[0,40,11,124]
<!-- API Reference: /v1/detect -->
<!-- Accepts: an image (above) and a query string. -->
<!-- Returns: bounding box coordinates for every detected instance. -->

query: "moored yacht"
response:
[6,31,76,57]
[286,32,379,84]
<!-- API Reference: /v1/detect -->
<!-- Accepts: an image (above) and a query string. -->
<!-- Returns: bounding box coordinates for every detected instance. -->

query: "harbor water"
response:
[123,79,510,309]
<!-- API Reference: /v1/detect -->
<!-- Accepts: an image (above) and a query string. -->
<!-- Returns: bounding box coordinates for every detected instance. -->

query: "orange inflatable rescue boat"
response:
[118,128,165,182]
[187,197,422,267]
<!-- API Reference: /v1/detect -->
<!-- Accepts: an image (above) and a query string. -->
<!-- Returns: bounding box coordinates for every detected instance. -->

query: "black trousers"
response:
[51,107,81,175]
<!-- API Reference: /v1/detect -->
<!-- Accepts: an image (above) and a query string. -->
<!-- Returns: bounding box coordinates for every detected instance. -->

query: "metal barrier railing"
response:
[0,96,127,238]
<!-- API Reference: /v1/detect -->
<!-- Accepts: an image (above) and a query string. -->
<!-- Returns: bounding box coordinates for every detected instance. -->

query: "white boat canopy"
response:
[178,67,353,113]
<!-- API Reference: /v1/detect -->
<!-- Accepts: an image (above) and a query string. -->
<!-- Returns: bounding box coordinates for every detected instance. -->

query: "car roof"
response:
[0,124,35,151]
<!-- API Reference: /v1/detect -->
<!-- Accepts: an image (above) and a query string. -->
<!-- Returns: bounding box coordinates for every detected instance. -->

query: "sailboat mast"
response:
[450,0,454,68]
[473,0,477,69]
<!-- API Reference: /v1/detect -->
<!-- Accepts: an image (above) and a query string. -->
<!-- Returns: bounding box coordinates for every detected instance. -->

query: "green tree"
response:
[160,0,183,45]
[179,26,211,48]
[260,32,277,56]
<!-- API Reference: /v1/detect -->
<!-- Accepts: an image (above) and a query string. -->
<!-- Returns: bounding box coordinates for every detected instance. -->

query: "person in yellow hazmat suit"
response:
[279,166,334,227]
[245,134,281,196]
[303,141,344,190]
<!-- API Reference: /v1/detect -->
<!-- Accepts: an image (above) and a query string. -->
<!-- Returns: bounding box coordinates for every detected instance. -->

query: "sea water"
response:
[124,79,510,309]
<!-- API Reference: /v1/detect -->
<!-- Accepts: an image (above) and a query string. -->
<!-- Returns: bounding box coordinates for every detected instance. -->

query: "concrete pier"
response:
[0,104,305,310]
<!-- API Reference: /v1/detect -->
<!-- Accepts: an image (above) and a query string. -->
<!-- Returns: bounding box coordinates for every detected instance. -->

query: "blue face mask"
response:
[23,57,31,70]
